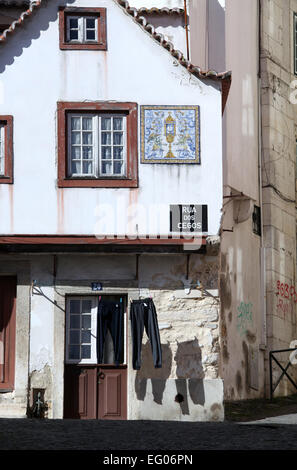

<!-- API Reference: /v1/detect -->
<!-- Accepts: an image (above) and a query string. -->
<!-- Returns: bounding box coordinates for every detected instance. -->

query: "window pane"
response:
[82,300,92,313]
[82,315,91,329]
[71,117,81,130]
[82,146,92,159]
[70,315,80,329]
[82,132,93,145]
[71,132,81,145]
[101,118,111,130]
[113,118,123,130]
[70,330,80,344]
[113,132,123,145]
[69,345,80,360]
[71,161,81,174]
[86,18,95,28]
[69,299,80,313]
[82,117,92,130]
[71,146,81,159]
[102,147,111,159]
[82,161,93,174]
[113,147,123,159]
[102,161,112,175]
[86,30,96,40]
[82,330,91,343]
[69,18,78,28]
[101,132,111,145]
[114,161,123,175]
[81,345,91,359]
[69,30,79,41]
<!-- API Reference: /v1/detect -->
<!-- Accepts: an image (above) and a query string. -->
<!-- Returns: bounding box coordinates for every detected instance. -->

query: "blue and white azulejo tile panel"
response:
[141,105,200,164]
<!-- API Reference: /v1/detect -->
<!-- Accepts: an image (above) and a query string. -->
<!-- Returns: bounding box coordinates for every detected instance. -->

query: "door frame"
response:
[63,293,128,419]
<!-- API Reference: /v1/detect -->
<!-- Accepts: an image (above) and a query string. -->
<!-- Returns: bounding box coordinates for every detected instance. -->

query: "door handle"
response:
[98,371,105,384]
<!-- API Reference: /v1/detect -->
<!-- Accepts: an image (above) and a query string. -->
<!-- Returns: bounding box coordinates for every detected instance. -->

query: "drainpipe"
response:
[258,0,267,353]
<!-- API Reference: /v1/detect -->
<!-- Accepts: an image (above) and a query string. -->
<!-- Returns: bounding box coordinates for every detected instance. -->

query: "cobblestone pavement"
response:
[1,417,297,452]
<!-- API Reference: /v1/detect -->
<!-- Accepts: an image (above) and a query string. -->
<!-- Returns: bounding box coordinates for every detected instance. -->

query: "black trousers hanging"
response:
[130,298,162,370]
[97,300,123,366]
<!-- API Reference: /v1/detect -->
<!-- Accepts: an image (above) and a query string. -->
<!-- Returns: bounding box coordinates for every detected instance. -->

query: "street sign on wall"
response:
[170,205,208,234]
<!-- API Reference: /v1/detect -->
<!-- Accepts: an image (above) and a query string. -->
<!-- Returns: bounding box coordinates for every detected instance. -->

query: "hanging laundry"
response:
[130,298,162,370]
[97,299,124,366]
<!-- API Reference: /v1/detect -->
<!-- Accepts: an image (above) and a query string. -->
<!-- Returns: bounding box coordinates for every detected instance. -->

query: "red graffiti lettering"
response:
[276,281,297,303]
[277,299,291,315]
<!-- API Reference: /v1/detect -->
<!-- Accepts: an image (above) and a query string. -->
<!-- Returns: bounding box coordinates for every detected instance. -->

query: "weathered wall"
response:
[219,205,264,400]
[0,258,30,418]
[216,0,264,400]
[260,0,297,396]
[0,249,223,421]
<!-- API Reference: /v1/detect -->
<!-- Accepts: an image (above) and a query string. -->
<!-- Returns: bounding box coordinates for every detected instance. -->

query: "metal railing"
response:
[269,348,297,400]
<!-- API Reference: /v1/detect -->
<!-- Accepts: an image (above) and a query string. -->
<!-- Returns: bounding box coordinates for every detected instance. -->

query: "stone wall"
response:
[261,0,297,396]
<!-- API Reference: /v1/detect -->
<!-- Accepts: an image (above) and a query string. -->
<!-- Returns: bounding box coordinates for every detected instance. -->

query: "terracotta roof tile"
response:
[0,0,42,43]
[116,0,231,111]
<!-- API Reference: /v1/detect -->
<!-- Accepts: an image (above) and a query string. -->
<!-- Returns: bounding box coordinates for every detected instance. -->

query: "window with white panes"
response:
[0,124,4,176]
[66,297,97,363]
[65,296,126,365]
[67,16,98,43]
[68,114,126,178]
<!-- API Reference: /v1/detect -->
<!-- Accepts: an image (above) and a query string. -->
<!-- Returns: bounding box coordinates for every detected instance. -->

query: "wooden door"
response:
[63,295,127,420]
[0,277,16,391]
[64,366,97,419]
[98,366,127,420]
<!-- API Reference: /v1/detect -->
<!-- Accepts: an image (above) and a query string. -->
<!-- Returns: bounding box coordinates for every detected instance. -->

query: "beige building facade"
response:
[190,0,297,400]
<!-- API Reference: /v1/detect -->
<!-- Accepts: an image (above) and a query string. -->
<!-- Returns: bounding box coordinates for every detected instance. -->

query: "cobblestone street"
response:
[0,417,297,452]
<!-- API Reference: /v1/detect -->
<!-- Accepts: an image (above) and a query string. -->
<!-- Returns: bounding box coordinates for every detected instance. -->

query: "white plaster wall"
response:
[30,257,55,373]
[130,0,186,8]
[25,251,222,420]
[0,0,223,237]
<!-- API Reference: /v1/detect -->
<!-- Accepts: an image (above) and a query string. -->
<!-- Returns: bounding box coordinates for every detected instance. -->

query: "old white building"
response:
[0,0,230,420]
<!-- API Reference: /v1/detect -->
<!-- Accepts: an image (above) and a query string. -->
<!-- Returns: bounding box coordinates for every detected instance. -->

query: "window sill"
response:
[0,176,13,184]
[60,42,107,51]
[58,178,138,188]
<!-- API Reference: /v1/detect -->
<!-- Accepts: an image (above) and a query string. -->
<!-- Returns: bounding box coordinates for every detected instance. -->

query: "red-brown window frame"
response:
[0,116,13,184]
[0,276,16,392]
[57,101,138,188]
[59,7,107,50]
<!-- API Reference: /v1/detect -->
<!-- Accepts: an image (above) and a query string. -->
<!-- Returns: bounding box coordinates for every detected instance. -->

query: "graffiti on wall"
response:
[276,281,296,316]
[276,281,297,302]
[236,302,253,337]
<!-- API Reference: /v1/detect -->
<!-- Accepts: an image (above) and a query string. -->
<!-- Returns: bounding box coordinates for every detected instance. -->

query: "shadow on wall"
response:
[135,338,205,415]
[0,0,76,73]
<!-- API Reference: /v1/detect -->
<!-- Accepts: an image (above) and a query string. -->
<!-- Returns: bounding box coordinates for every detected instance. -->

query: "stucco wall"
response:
[0,0,223,237]
[0,258,30,418]
[0,250,223,421]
